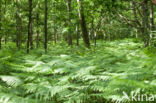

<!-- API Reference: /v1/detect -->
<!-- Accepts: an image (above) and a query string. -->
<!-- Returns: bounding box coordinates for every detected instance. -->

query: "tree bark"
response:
[142,0,149,47]
[44,0,48,53]
[30,23,33,49]
[36,13,39,48]
[77,0,90,48]
[27,0,32,53]
[54,25,57,44]
[67,0,72,45]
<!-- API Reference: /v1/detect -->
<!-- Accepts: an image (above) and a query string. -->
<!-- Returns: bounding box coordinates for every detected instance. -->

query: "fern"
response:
[0,39,155,103]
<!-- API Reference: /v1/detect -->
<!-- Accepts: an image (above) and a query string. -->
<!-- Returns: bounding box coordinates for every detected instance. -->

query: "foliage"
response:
[0,39,155,103]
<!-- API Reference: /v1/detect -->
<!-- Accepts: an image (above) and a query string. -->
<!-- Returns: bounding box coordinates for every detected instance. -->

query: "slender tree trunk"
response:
[16,0,21,50]
[91,19,94,41]
[44,0,48,53]
[36,31,39,48]
[53,1,57,44]
[54,11,57,44]
[76,23,79,46]
[67,0,72,45]
[54,26,57,44]
[77,0,90,48]
[36,13,39,48]
[132,1,141,34]
[27,0,32,53]
[30,24,33,49]
[142,0,149,47]
[108,17,111,41]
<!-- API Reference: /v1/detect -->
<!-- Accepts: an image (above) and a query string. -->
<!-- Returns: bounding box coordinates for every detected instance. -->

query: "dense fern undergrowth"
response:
[0,39,156,103]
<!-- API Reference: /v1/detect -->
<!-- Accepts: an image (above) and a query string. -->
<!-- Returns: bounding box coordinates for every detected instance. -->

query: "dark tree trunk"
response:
[27,0,32,53]
[54,26,57,44]
[76,24,79,46]
[44,0,48,53]
[67,0,72,45]
[36,31,39,48]
[77,0,90,48]
[30,24,33,50]
[36,13,39,48]
[91,19,94,40]
[142,0,149,47]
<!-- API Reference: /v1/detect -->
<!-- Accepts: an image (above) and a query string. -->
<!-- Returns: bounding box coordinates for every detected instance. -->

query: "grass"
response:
[0,39,156,103]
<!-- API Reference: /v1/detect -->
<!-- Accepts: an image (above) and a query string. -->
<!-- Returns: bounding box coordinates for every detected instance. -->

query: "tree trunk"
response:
[76,24,79,46]
[44,0,48,53]
[54,26,57,44]
[132,1,141,29]
[53,1,57,44]
[30,24,33,49]
[91,19,94,41]
[27,0,32,53]
[67,0,72,45]
[77,0,90,48]
[36,13,39,48]
[142,0,149,47]
[16,0,21,50]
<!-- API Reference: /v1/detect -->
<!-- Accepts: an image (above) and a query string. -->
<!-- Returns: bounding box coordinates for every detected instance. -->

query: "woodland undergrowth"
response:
[0,39,156,103]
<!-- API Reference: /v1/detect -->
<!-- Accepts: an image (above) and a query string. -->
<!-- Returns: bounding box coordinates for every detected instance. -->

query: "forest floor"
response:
[0,39,156,103]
